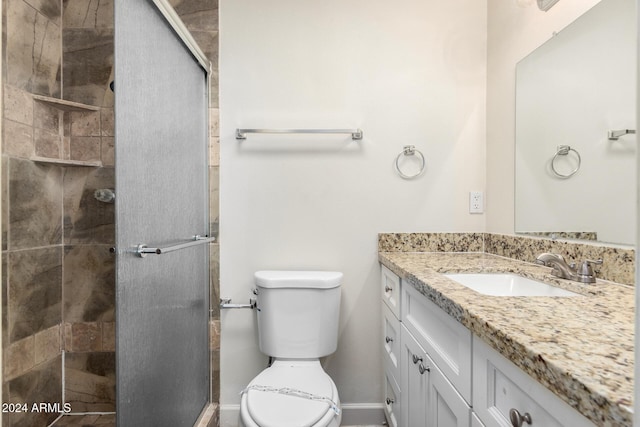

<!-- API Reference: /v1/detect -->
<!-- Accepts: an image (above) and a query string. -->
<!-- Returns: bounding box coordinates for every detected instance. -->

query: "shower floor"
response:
[49,413,115,426]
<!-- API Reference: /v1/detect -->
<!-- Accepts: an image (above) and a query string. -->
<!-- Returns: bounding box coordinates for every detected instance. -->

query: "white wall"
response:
[219,0,486,422]
[486,0,602,235]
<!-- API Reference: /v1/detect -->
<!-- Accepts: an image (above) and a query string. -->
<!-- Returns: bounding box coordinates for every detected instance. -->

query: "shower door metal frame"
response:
[114,0,212,425]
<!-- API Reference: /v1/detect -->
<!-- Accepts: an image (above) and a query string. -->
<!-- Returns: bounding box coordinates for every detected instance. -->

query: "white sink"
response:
[444,273,579,297]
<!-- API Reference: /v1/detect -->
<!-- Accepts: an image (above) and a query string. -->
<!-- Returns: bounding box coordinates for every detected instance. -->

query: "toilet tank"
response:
[254,271,342,358]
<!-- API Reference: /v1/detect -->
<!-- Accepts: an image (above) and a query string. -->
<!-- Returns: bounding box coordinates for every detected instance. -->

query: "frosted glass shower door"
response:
[114,1,210,426]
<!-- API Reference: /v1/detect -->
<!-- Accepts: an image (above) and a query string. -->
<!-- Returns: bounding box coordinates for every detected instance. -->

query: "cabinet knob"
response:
[412,354,423,364]
[386,397,395,405]
[509,408,532,427]
[418,362,430,374]
[385,336,394,343]
[385,285,393,292]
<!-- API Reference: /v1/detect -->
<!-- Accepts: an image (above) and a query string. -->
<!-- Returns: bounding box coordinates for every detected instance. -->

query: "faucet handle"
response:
[575,259,603,283]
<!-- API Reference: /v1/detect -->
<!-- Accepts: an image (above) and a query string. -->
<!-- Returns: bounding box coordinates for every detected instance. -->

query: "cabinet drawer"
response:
[382,302,401,381]
[473,337,596,427]
[384,370,401,427]
[401,283,472,403]
[381,265,401,318]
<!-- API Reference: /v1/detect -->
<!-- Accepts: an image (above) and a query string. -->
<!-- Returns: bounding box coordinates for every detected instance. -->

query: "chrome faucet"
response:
[535,253,602,284]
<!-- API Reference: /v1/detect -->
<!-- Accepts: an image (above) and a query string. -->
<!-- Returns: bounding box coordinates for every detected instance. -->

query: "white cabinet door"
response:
[401,325,428,427]
[429,362,470,427]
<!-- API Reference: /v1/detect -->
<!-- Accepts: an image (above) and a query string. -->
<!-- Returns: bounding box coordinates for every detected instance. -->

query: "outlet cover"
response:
[469,191,483,214]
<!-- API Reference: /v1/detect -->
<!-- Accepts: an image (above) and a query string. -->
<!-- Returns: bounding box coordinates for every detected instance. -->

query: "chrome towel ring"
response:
[551,145,581,179]
[395,145,425,179]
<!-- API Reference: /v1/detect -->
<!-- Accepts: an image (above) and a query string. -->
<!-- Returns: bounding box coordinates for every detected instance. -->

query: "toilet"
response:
[239,270,343,427]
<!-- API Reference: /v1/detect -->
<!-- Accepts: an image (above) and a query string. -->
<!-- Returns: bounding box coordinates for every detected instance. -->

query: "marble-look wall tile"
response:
[34,128,61,158]
[34,324,61,365]
[7,247,62,341]
[4,324,61,380]
[211,347,219,403]
[63,245,115,322]
[33,99,61,133]
[24,0,61,25]
[485,233,635,286]
[210,243,219,319]
[169,0,218,32]
[64,352,115,412]
[4,84,33,125]
[101,321,114,351]
[2,156,8,250]
[63,167,115,244]
[62,0,113,29]
[4,334,35,380]
[378,232,484,253]
[70,111,100,136]
[64,322,102,352]
[2,255,7,344]
[6,0,61,96]
[69,136,101,162]
[7,356,62,427]
[62,28,113,107]
[100,108,113,136]
[8,158,63,249]
[4,119,34,159]
[100,138,114,167]
[209,166,219,238]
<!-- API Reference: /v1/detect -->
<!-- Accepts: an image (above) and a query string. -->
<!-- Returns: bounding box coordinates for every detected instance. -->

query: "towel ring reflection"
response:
[395,145,425,179]
[551,145,581,179]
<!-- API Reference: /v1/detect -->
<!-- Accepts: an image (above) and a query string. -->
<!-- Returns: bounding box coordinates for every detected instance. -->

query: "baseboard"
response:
[339,403,386,425]
[220,403,385,427]
[219,405,240,427]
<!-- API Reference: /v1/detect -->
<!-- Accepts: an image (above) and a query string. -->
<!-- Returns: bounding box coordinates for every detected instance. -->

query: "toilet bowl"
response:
[238,271,343,427]
[239,360,341,427]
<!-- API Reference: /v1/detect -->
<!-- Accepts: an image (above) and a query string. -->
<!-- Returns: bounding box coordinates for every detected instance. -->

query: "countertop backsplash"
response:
[378,232,635,286]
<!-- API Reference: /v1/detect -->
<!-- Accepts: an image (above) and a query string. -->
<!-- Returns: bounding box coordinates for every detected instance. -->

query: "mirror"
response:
[515,0,636,246]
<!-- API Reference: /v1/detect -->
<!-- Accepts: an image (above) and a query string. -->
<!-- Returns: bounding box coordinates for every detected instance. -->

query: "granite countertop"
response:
[378,251,634,427]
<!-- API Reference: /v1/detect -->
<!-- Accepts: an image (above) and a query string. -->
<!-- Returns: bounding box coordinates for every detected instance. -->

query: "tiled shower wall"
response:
[2,0,220,425]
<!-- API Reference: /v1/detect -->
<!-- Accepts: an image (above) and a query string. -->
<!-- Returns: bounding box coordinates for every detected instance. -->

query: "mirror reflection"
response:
[514,0,636,245]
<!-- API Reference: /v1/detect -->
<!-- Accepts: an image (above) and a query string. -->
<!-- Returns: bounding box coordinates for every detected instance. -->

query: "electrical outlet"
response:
[469,191,483,214]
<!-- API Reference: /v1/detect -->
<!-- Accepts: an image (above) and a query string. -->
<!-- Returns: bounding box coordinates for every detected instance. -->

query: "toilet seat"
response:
[240,360,341,427]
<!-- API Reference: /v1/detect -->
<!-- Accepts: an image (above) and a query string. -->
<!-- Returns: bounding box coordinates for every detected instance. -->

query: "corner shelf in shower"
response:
[30,156,103,167]
[32,95,100,112]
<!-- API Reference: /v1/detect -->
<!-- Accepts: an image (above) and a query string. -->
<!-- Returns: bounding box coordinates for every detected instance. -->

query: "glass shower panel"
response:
[114,0,209,425]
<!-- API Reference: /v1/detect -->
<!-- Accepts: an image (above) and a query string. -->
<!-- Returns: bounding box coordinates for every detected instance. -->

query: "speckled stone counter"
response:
[378,251,634,427]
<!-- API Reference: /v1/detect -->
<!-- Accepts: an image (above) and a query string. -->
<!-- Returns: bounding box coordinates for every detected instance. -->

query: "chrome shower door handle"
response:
[135,235,216,257]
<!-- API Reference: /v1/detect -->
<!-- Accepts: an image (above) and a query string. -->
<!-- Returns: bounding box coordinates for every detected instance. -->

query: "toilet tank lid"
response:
[255,271,342,289]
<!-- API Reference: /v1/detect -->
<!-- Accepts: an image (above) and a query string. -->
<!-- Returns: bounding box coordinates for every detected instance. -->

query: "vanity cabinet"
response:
[381,263,598,427]
[473,337,596,427]
[382,265,402,427]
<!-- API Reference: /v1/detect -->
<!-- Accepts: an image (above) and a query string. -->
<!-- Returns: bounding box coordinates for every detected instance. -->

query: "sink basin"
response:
[444,273,579,297]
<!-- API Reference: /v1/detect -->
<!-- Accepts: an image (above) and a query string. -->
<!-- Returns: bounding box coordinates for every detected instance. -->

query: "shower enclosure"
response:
[114,0,210,425]
[1,0,220,426]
